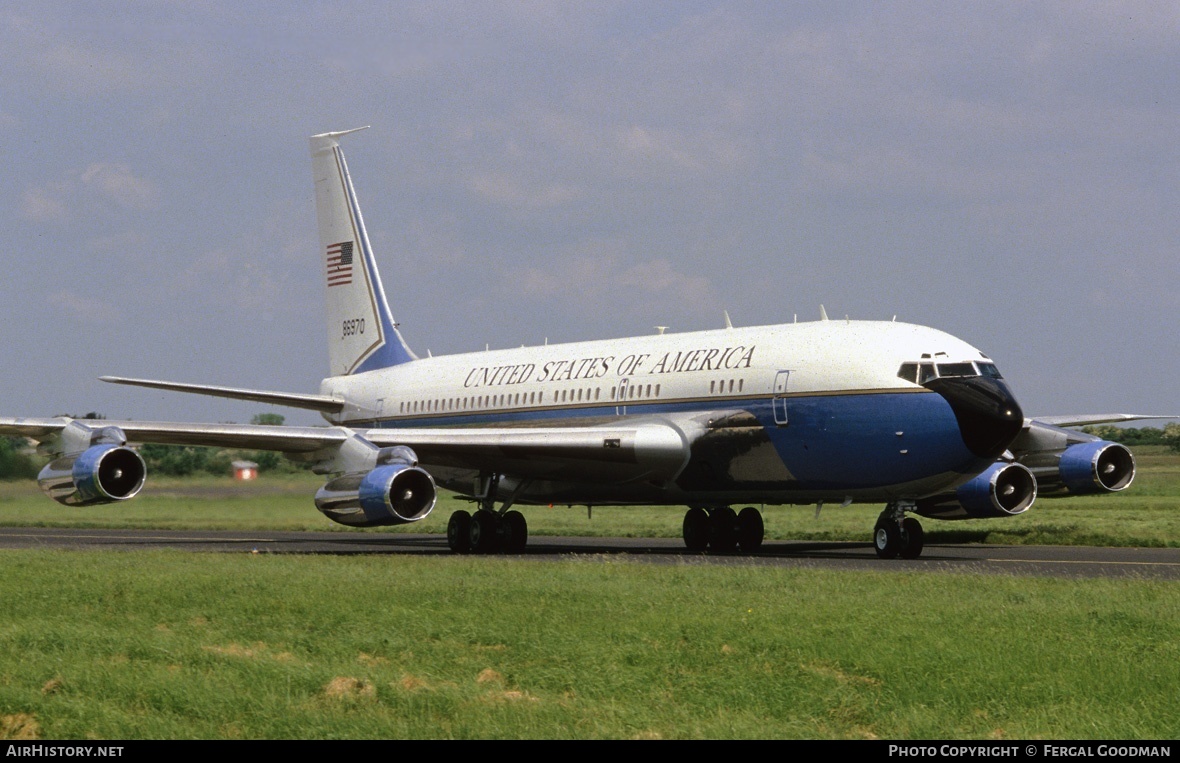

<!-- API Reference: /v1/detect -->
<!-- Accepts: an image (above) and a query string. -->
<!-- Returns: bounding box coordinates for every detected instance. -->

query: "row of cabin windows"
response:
[397,377,751,415]
[710,379,744,394]
[397,383,667,414]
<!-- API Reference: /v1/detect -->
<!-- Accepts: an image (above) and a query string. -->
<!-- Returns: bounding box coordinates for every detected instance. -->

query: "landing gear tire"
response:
[469,509,501,554]
[737,507,764,553]
[710,506,738,554]
[873,515,902,559]
[447,510,472,553]
[502,510,528,554]
[899,517,924,559]
[683,508,710,552]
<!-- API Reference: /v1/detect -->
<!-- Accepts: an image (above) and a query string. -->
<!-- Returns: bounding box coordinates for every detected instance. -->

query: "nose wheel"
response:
[873,504,924,559]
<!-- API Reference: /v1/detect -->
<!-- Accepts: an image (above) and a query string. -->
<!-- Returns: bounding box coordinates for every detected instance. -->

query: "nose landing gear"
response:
[873,502,924,559]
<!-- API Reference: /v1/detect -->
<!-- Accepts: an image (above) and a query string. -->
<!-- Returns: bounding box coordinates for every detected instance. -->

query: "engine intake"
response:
[1057,441,1135,494]
[315,463,437,527]
[914,461,1037,520]
[38,445,147,506]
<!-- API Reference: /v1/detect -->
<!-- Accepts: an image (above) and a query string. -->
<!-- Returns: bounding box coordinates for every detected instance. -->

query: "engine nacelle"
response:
[315,463,437,527]
[914,461,1037,521]
[1053,441,1135,495]
[38,445,147,506]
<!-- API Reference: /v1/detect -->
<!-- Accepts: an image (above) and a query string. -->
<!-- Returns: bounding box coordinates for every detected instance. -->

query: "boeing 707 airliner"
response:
[1,128,1158,558]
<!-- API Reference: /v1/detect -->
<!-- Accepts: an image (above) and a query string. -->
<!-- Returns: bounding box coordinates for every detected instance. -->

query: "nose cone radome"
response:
[925,376,1024,460]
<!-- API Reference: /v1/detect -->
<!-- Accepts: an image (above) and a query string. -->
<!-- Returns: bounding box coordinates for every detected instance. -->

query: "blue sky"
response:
[3,1,1177,424]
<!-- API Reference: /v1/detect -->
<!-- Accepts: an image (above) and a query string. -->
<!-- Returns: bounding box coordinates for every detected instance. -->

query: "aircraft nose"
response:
[924,376,1024,460]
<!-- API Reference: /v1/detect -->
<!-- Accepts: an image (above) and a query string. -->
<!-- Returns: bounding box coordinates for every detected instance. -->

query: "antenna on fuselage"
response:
[819,305,829,321]
[655,326,668,335]
[723,310,733,329]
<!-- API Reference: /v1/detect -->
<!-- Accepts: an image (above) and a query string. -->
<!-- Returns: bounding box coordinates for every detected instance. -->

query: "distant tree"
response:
[1165,423,1180,454]
[0,436,41,480]
[1079,426,1168,446]
[251,413,286,426]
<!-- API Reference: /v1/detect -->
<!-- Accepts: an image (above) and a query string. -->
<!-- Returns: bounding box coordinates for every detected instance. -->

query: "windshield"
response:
[897,360,1004,383]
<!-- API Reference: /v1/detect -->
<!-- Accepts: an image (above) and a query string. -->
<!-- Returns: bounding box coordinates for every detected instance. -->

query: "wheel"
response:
[502,510,528,553]
[899,517,924,559]
[683,508,710,552]
[873,516,901,559]
[469,509,501,554]
[710,506,738,553]
[447,510,472,553]
[736,507,764,553]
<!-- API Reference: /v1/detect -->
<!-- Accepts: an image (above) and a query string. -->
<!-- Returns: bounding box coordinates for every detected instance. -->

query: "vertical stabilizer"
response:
[310,128,416,376]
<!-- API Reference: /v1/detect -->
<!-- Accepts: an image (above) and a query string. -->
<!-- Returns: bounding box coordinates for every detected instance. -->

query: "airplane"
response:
[0,127,1162,559]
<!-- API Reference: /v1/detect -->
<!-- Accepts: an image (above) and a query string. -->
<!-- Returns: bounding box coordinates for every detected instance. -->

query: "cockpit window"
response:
[900,360,1004,384]
[936,362,976,378]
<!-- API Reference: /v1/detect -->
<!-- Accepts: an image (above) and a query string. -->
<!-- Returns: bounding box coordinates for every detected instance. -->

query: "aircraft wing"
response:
[0,415,697,486]
[1006,413,1177,497]
[1026,413,1178,429]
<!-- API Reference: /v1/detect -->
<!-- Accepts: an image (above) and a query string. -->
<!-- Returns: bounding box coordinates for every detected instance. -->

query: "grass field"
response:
[0,447,1176,739]
[0,551,1177,739]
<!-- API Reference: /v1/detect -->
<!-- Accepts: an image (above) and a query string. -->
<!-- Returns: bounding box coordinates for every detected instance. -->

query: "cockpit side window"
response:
[897,363,919,384]
[918,363,937,384]
[978,362,1003,379]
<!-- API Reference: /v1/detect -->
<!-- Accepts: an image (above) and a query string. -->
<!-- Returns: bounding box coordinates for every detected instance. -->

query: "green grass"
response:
[0,551,1177,739]
[1,447,1179,547]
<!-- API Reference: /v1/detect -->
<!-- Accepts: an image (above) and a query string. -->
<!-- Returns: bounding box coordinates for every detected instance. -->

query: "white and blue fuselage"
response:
[320,318,1020,507]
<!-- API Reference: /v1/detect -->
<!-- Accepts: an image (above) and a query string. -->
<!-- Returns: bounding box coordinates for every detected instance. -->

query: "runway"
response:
[0,527,1177,579]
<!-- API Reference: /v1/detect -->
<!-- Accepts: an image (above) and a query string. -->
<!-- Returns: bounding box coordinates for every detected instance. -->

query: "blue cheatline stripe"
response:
[367,391,988,492]
[335,145,414,373]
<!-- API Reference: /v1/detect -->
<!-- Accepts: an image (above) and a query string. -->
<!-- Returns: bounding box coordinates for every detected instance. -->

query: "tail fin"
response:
[310,128,416,376]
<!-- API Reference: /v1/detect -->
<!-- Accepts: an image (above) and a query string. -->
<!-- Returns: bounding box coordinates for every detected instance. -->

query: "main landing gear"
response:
[447,474,530,554]
[682,506,764,554]
[873,502,924,559]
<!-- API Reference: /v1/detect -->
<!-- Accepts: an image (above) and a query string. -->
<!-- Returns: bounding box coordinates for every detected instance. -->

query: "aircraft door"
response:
[615,378,629,415]
[772,370,790,426]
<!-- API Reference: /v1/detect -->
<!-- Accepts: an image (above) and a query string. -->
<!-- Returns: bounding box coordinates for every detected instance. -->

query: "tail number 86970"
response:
[342,318,365,339]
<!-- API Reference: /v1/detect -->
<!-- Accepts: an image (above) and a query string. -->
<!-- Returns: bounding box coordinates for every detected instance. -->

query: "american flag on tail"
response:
[326,241,354,287]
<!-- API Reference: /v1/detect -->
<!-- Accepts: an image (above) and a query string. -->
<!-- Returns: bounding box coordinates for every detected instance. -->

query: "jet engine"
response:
[914,461,1037,520]
[38,444,147,506]
[1026,440,1135,496]
[315,462,437,527]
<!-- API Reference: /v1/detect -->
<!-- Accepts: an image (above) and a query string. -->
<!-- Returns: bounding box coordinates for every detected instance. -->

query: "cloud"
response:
[511,239,719,323]
[20,163,157,221]
[466,171,580,209]
[21,185,69,222]
[80,163,157,209]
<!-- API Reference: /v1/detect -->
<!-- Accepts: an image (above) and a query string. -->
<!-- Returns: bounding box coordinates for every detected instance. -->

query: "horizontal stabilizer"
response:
[99,376,345,414]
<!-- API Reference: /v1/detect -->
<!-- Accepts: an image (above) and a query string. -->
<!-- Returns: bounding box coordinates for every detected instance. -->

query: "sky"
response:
[2,1,1178,426]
